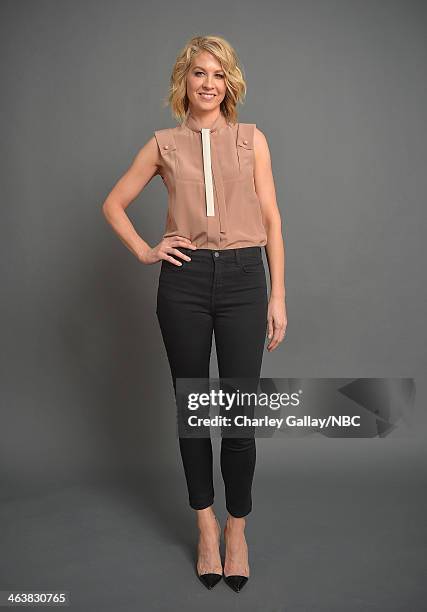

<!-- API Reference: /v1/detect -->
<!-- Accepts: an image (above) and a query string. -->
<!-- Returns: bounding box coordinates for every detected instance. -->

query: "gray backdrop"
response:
[1,1,426,610]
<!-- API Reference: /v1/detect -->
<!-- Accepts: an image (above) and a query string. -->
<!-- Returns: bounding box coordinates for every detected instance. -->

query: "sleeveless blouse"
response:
[153,111,267,250]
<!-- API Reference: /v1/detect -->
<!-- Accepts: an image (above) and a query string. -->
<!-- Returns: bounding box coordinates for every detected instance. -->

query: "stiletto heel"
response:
[196,516,223,590]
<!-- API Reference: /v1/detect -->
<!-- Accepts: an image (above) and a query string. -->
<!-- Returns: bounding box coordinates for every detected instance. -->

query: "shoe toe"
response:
[224,575,248,592]
[198,572,222,589]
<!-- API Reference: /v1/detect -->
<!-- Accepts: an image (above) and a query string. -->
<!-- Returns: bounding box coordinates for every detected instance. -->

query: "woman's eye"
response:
[194,71,224,78]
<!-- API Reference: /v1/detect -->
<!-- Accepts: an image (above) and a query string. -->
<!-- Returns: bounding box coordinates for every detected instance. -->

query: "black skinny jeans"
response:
[156,246,268,518]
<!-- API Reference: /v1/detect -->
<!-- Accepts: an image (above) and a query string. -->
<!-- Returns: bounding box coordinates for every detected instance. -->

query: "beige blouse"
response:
[153,111,267,250]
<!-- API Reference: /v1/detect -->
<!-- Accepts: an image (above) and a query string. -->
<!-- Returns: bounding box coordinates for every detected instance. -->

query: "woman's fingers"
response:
[267,317,274,340]
[161,236,197,265]
[267,319,286,351]
[169,236,198,250]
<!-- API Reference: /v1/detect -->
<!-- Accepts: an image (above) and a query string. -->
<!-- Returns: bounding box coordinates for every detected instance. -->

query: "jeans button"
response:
[214,251,219,257]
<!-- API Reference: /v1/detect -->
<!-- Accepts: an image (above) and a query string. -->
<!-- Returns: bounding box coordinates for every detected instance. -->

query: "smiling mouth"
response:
[198,93,216,99]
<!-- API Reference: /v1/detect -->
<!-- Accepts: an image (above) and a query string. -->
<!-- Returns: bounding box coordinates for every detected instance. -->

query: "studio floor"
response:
[1,439,426,612]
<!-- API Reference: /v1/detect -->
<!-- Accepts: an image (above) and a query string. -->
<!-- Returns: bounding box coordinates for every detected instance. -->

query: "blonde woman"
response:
[102,35,287,592]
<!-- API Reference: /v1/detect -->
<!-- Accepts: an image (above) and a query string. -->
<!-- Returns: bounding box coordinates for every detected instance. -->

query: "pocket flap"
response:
[237,139,253,150]
[237,123,255,150]
[160,141,176,153]
[154,129,177,156]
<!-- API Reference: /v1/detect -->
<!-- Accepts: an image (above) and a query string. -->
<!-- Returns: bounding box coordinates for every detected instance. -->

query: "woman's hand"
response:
[266,295,287,351]
[140,236,197,266]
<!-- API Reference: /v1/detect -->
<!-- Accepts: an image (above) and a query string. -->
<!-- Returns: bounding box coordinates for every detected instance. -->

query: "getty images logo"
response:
[186,389,302,411]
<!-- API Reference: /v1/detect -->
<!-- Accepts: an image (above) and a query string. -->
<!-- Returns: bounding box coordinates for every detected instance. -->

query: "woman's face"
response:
[186,51,227,114]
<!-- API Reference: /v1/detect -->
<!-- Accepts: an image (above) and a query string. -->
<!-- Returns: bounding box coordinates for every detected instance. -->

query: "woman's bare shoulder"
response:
[254,126,271,162]
[254,125,268,144]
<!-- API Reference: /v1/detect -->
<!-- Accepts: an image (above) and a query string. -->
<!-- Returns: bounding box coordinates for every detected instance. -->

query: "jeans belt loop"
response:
[235,248,241,265]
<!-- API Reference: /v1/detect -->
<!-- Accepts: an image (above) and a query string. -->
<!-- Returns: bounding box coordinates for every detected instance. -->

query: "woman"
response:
[102,35,287,592]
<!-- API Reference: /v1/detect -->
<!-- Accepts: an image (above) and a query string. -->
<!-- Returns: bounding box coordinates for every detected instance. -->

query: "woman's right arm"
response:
[101,137,195,265]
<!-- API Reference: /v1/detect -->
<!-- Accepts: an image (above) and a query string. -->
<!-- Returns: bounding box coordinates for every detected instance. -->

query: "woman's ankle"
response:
[196,506,218,529]
[226,514,246,530]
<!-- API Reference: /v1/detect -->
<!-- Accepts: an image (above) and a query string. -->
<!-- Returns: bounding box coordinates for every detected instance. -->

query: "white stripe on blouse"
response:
[201,128,215,217]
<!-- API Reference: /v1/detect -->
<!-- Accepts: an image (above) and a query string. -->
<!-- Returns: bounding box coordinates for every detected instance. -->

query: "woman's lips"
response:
[198,93,216,100]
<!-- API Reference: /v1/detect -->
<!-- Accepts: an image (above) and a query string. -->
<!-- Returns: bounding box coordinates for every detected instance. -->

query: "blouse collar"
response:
[182,110,230,134]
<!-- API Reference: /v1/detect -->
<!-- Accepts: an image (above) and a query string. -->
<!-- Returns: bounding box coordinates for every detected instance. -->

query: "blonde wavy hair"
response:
[164,35,247,125]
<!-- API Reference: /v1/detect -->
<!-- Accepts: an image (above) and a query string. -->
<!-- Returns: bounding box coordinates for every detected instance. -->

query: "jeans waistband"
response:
[178,246,262,264]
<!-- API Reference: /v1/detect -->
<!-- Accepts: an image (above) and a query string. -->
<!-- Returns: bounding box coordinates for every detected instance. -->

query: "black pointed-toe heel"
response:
[198,572,223,590]
[223,574,248,592]
[196,516,223,590]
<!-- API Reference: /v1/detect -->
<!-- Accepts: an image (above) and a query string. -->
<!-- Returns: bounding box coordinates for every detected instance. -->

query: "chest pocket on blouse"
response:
[154,129,177,181]
[236,124,256,176]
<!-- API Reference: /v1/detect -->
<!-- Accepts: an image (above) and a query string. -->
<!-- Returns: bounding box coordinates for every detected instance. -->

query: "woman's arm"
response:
[101,138,195,265]
[253,127,287,351]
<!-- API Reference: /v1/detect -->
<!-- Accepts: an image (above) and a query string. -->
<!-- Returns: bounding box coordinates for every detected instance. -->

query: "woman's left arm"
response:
[253,127,287,351]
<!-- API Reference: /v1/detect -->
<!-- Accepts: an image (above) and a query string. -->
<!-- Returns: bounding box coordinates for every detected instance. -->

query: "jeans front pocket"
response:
[162,259,186,271]
[241,259,264,274]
